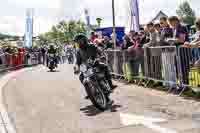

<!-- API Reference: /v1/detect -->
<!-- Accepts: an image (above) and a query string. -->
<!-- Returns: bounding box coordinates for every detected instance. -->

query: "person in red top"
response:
[18,48,24,67]
[90,32,98,43]
[125,32,144,77]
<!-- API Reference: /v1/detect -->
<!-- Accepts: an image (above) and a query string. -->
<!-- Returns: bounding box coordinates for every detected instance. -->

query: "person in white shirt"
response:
[184,18,200,47]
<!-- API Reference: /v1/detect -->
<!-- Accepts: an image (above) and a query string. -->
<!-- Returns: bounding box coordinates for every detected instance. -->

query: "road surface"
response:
[2,64,200,133]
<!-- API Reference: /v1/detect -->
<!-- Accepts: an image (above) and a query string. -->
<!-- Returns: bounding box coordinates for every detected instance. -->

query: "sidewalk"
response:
[114,82,200,119]
[112,82,200,132]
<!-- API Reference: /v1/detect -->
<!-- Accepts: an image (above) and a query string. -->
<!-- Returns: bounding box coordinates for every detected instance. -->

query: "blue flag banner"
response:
[84,8,91,38]
[95,27,125,44]
[129,0,140,32]
[24,9,33,48]
[84,9,90,27]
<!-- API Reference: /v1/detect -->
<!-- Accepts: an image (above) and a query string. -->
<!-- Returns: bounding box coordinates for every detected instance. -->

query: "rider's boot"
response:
[106,96,114,106]
[84,95,90,99]
[108,79,117,92]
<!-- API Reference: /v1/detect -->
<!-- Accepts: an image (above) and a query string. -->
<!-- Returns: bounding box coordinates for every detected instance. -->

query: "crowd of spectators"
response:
[89,31,113,50]
[90,16,200,89]
[89,16,200,51]
[0,46,26,66]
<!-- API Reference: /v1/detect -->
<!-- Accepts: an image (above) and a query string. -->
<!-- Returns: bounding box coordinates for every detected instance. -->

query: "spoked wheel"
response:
[86,81,108,111]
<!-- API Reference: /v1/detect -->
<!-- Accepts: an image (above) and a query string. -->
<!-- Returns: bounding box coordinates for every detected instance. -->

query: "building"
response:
[151,11,168,23]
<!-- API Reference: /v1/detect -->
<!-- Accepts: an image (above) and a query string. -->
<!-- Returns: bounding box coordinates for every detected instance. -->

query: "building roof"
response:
[151,11,168,23]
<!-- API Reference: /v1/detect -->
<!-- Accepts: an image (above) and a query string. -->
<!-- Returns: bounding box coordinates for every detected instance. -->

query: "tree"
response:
[90,24,98,31]
[37,20,87,46]
[96,17,103,27]
[0,33,20,41]
[176,1,196,25]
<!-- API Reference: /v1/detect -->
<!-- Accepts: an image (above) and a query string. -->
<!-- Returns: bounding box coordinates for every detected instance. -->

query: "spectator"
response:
[160,17,173,44]
[168,16,189,45]
[110,32,119,48]
[103,36,113,49]
[154,23,161,36]
[184,18,200,70]
[160,16,176,88]
[129,30,135,41]
[41,46,47,65]
[184,18,200,47]
[144,22,160,47]
[95,39,105,52]
[139,31,146,43]
[144,22,162,81]
[144,26,151,44]
[132,32,145,77]
[60,48,66,64]
[0,47,4,65]
[139,29,150,47]
[5,46,12,54]
[90,32,97,43]
[122,35,133,50]
[168,16,191,86]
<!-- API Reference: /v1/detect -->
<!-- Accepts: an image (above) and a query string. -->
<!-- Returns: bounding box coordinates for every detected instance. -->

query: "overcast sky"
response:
[0,0,200,35]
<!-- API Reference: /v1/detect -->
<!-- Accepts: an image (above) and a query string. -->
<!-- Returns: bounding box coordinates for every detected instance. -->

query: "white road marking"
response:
[120,113,178,133]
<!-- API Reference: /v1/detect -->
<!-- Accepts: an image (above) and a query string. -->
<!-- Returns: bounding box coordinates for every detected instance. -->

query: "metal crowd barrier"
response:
[105,46,200,95]
[27,52,41,65]
[105,50,124,77]
[0,52,41,73]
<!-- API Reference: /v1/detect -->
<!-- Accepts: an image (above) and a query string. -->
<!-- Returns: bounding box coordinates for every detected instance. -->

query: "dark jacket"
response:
[76,44,101,66]
[48,48,57,54]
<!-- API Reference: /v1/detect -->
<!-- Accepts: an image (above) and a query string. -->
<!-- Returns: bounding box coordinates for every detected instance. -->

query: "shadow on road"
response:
[80,105,102,116]
[110,104,122,112]
[80,104,122,116]
[183,96,200,102]
[47,70,60,72]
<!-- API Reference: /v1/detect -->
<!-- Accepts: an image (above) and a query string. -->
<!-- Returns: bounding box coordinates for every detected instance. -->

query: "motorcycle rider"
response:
[73,34,117,101]
[66,44,74,64]
[47,44,58,67]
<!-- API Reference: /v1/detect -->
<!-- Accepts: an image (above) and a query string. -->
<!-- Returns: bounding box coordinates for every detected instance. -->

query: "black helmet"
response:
[73,34,88,43]
[73,34,88,49]
[49,44,54,49]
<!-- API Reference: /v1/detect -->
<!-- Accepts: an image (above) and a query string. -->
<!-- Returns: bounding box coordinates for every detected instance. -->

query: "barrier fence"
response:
[0,52,41,72]
[105,46,200,95]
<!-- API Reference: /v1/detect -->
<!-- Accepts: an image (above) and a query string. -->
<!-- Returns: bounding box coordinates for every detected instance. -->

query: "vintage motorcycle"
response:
[77,58,113,111]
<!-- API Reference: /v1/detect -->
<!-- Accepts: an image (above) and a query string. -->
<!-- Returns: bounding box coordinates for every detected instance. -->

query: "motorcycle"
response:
[78,58,113,111]
[48,54,57,72]
[67,52,74,64]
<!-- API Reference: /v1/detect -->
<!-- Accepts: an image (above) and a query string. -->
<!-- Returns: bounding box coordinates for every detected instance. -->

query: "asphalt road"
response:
[2,64,200,133]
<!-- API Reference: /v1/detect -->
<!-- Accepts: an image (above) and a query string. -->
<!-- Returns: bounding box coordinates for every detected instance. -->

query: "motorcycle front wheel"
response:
[49,62,55,72]
[85,81,108,111]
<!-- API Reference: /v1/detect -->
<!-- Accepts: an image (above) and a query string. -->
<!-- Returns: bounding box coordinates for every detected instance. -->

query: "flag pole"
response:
[112,0,116,49]
[112,0,118,75]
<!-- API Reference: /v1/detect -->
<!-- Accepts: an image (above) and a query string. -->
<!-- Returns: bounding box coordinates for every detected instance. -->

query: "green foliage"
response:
[37,20,87,46]
[0,33,19,41]
[90,25,98,31]
[176,1,196,25]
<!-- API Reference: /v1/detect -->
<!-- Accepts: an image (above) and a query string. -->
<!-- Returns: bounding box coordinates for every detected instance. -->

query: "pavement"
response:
[1,64,200,133]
